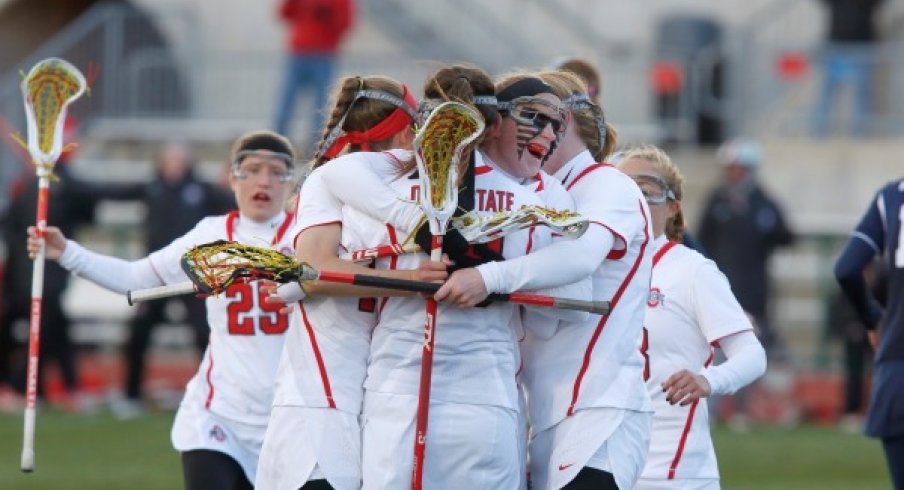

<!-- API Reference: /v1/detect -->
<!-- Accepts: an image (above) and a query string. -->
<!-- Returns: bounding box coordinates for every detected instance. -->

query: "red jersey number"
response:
[226,282,288,335]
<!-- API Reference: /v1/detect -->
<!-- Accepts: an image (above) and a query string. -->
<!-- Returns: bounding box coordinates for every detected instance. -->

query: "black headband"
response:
[496,78,555,103]
[235,134,294,165]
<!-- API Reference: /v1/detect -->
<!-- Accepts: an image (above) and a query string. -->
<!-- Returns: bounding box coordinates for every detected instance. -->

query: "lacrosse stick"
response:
[18,58,86,473]
[407,101,484,489]
[127,241,421,304]
[126,241,610,316]
[451,205,590,244]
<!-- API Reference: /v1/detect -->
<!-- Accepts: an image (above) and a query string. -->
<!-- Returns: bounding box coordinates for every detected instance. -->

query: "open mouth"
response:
[526,143,547,159]
[252,192,272,203]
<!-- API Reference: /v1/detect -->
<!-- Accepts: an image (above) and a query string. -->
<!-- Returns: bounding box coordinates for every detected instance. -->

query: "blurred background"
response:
[0,0,900,488]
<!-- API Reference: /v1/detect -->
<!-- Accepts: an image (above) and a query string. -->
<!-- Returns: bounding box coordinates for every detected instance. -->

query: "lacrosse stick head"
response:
[451,205,589,243]
[414,101,484,237]
[20,58,86,174]
[180,240,313,295]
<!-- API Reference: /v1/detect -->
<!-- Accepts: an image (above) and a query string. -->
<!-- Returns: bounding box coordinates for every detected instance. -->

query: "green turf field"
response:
[0,411,892,489]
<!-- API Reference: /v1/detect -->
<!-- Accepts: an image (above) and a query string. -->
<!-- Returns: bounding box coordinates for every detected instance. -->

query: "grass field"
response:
[0,410,892,489]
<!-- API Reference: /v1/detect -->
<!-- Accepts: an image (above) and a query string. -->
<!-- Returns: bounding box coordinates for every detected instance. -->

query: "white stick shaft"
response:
[127,282,197,305]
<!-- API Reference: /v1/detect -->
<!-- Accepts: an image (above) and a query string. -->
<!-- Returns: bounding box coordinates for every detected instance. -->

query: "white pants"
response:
[171,402,266,484]
[256,406,361,490]
[530,408,651,490]
[362,391,521,490]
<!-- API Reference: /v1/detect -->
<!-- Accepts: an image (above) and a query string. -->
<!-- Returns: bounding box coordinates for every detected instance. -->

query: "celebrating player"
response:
[255,74,447,490]
[27,131,298,490]
[616,145,766,490]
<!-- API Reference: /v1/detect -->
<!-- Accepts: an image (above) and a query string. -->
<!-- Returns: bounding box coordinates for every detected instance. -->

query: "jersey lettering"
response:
[476,188,515,212]
[410,185,420,202]
[226,282,288,335]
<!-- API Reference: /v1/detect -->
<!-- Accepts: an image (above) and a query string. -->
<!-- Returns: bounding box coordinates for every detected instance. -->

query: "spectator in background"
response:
[812,0,886,137]
[553,56,602,103]
[274,0,356,151]
[0,117,136,411]
[699,138,794,358]
[115,142,234,418]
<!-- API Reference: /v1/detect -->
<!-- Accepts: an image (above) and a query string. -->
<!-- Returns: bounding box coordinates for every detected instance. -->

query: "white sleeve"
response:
[317,152,424,234]
[58,240,167,294]
[700,330,766,395]
[476,224,612,293]
[692,259,754,342]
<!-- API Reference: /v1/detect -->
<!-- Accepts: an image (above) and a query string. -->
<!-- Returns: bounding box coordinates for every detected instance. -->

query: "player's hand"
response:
[867,328,880,351]
[433,268,489,308]
[662,369,711,407]
[409,259,449,284]
[261,280,302,315]
[27,225,67,261]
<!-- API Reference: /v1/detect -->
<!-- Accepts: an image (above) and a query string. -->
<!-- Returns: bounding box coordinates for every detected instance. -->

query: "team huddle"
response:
[26,62,767,490]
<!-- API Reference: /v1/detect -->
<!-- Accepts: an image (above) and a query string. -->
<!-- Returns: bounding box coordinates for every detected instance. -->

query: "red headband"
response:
[323,85,417,159]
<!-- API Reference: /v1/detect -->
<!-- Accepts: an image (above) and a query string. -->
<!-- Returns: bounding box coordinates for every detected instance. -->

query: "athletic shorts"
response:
[361,391,521,490]
[171,403,266,484]
[529,408,651,490]
[256,406,360,490]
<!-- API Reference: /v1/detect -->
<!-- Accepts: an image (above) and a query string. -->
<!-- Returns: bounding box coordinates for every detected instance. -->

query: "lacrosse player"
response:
[616,146,766,490]
[27,131,298,490]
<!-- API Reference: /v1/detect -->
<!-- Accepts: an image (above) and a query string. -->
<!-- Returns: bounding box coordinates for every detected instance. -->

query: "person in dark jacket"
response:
[698,138,795,357]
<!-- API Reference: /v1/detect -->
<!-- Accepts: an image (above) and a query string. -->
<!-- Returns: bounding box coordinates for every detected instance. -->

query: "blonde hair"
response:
[537,70,617,162]
[620,144,686,241]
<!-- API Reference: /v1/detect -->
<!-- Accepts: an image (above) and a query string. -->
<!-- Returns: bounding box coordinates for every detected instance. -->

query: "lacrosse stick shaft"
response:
[22,179,49,472]
[412,238,443,489]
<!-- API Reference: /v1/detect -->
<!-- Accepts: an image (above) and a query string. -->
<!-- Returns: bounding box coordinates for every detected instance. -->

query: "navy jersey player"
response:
[834,179,904,489]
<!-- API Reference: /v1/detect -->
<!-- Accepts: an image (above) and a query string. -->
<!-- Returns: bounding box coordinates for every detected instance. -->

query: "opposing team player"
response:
[617,145,766,490]
[26,131,298,490]
[255,75,446,490]
[834,178,904,489]
[435,69,652,490]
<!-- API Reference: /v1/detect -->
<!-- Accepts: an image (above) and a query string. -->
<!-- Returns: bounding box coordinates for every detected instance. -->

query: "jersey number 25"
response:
[226,282,288,335]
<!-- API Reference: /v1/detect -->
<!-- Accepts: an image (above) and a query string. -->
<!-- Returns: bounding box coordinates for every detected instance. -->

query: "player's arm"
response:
[834,190,886,330]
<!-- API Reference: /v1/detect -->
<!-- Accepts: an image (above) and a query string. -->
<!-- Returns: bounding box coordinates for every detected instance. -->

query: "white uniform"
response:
[60,210,295,483]
[512,151,654,490]
[635,236,757,490]
[315,149,581,489]
[257,156,399,490]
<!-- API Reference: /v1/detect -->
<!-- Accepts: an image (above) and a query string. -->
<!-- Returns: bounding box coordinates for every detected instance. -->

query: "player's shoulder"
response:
[661,242,712,273]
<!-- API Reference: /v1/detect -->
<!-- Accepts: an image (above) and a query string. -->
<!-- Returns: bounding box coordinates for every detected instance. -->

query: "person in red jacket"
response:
[274,0,355,150]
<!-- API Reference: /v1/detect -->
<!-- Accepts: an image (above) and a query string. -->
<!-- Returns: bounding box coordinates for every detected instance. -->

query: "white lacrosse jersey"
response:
[270,158,389,415]
[359,150,573,411]
[147,211,295,427]
[640,235,753,482]
[522,150,654,432]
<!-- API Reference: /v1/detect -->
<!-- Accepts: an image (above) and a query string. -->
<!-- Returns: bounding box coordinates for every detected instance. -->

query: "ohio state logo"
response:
[647,287,665,307]
[209,424,227,442]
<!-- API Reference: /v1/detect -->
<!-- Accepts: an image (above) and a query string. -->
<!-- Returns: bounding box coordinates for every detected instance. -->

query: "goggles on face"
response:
[232,150,295,183]
[498,96,566,135]
[631,173,675,205]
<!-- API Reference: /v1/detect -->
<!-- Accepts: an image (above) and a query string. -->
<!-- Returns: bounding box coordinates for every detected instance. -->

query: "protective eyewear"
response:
[631,174,675,205]
[232,150,294,183]
[499,97,567,135]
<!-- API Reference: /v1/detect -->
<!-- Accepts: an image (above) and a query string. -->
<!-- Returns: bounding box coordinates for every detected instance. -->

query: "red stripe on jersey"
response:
[567,200,650,416]
[299,303,336,408]
[653,240,679,267]
[533,172,545,192]
[668,399,701,479]
[226,210,239,241]
[668,340,716,478]
[227,211,295,245]
[272,213,295,244]
[378,224,401,317]
[204,338,215,409]
[526,226,536,254]
[589,221,627,260]
[475,165,493,175]
[565,162,613,191]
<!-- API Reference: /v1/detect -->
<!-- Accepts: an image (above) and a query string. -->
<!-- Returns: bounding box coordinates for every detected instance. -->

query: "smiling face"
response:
[229,151,294,222]
[490,93,565,178]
